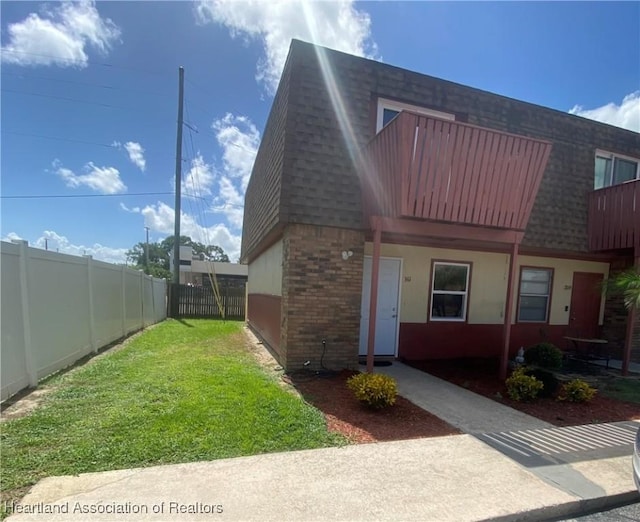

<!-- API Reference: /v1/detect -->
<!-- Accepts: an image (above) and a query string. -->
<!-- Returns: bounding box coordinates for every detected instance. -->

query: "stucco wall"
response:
[247,239,283,296]
[515,255,609,326]
[364,243,609,326]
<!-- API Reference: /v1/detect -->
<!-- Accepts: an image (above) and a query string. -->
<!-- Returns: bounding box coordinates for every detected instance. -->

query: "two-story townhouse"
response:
[241,40,640,378]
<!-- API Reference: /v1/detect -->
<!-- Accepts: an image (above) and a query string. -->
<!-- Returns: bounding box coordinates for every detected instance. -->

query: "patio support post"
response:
[366,217,382,373]
[621,251,639,376]
[500,241,520,380]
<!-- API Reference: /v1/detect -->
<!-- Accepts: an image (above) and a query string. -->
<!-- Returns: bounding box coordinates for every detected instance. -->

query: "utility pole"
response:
[144,226,150,273]
[172,66,184,316]
[44,238,48,251]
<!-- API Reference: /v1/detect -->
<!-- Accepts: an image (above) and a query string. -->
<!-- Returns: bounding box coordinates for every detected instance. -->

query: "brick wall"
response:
[280,224,364,370]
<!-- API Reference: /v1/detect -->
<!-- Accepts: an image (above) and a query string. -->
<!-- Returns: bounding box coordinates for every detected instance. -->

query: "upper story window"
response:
[430,262,470,322]
[594,151,639,190]
[376,98,455,133]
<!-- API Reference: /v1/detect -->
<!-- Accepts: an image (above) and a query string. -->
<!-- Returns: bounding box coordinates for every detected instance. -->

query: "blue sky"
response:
[1,1,639,264]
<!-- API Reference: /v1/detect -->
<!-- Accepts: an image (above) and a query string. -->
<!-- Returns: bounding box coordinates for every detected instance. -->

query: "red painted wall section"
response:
[247,294,282,358]
[399,322,571,360]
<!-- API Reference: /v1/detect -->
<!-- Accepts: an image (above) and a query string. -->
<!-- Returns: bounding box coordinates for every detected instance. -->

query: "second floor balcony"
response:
[588,179,639,251]
[361,111,552,235]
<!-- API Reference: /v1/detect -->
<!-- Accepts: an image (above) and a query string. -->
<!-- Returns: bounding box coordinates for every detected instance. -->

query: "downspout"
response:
[366,217,382,373]
[621,249,639,376]
[500,241,520,380]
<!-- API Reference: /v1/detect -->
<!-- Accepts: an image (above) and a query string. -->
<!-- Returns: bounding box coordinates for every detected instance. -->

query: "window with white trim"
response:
[517,268,552,322]
[594,151,639,190]
[430,262,470,321]
[376,98,455,133]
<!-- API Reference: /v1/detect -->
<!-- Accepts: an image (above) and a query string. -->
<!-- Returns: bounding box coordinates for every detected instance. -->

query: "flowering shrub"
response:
[506,367,544,402]
[347,373,397,409]
[559,379,597,403]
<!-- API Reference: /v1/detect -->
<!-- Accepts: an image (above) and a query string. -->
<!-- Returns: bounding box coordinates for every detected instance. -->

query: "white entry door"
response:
[359,257,401,356]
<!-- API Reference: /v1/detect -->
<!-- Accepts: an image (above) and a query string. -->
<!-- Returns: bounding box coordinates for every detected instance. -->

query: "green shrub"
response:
[559,379,597,403]
[347,372,397,409]
[523,368,559,398]
[524,342,563,370]
[506,367,544,402]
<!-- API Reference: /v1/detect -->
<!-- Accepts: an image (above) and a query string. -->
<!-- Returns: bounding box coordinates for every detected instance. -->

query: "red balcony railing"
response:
[588,180,639,251]
[361,112,552,231]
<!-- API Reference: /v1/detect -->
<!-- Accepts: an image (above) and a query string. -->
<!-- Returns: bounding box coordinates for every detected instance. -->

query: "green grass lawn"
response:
[599,377,640,404]
[1,319,343,506]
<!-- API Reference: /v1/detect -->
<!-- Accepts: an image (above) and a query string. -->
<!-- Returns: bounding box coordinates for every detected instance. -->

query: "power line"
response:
[1,192,172,200]
[3,71,173,99]
[0,49,172,79]
[1,192,207,200]
[2,130,118,149]
[2,88,145,112]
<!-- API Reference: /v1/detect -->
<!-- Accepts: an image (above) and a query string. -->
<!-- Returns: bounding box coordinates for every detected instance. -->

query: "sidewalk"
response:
[377,362,552,433]
[6,363,639,522]
[4,434,626,522]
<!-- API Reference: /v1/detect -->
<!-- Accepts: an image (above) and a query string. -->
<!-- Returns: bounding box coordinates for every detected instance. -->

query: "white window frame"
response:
[376,98,455,133]
[429,261,470,322]
[594,150,640,190]
[517,268,552,323]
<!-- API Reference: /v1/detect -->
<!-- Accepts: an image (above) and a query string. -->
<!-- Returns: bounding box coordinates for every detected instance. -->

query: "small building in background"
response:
[169,246,248,289]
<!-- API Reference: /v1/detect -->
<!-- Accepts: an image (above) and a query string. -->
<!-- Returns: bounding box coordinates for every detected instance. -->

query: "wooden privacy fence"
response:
[170,284,246,319]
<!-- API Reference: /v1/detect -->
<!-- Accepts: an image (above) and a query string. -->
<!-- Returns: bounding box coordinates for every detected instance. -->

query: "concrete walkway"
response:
[7,435,634,522]
[377,362,552,433]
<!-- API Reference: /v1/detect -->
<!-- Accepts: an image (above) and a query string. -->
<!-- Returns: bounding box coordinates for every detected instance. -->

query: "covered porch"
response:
[358,111,553,379]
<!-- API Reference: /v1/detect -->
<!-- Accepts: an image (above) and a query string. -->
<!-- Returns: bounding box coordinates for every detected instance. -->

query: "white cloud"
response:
[202,113,260,232]
[112,141,147,171]
[119,202,140,213]
[124,142,146,172]
[3,232,23,242]
[213,113,259,190]
[3,230,128,265]
[216,176,245,229]
[141,202,241,262]
[195,0,378,94]
[569,91,640,132]
[182,154,215,198]
[54,160,126,194]
[1,1,121,68]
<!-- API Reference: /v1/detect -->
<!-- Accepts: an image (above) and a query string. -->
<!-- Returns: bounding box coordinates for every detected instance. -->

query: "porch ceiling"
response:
[361,112,552,234]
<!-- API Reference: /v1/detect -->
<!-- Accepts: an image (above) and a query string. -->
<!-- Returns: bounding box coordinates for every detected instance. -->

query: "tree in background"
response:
[126,235,229,278]
[159,236,229,263]
[608,266,640,311]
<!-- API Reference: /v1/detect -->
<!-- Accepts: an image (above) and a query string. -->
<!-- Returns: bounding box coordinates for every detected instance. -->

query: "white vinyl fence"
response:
[1,240,167,401]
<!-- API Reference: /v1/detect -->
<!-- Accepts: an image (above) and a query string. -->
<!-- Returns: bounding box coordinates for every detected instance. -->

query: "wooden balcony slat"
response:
[497,136,518,228]
[469,129,489,224]
[459,127,480,223]
[434,121,457,221]
[486,133,507,227]
[446,125,470,223]
[421,118,443,219]
[511,139,535,229]
[490,135,513,228]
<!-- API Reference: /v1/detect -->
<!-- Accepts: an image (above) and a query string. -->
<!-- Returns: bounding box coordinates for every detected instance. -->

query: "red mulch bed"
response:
[286,369,461,443]
[406,358,640,427]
